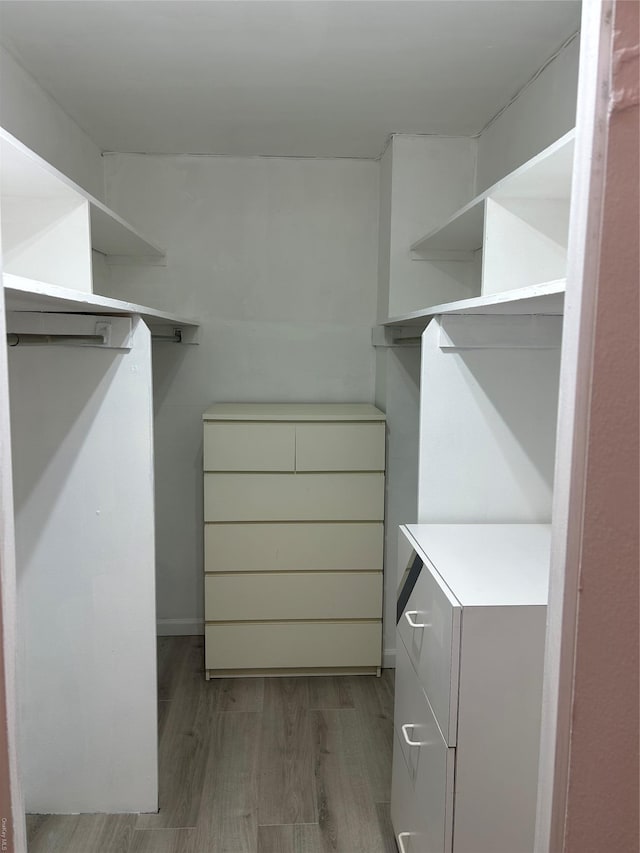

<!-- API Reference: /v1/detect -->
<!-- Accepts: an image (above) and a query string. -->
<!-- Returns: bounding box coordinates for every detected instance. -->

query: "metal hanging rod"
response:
[151,330,182,343]
[7,330,184,346]
[7,333,106,347]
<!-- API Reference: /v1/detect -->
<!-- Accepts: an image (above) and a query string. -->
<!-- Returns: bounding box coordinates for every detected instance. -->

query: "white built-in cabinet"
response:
[384,130,574,330]
[388,132,575,851]
[0,127,198,813]
[393,524,550,853]
[202,403,385,677]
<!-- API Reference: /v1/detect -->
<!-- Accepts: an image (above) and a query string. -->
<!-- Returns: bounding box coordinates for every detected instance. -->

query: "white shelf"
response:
[405,128,575,314]
[411,198,484,258]
[3,274,197,332]
[410,130,575,259]
[385,279,565,330]
[0,127,164,260]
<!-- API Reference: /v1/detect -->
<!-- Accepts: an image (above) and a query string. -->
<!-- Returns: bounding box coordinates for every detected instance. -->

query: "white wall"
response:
[102,153,380,633]
[0,46,104,200]
[476,36,580,192]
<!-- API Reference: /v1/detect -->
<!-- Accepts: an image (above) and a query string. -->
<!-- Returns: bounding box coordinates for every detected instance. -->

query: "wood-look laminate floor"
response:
[26,636,396,853]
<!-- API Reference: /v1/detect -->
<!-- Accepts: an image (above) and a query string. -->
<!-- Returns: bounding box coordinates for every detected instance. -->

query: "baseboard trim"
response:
[382,647,396,669]
[157,618,204,636]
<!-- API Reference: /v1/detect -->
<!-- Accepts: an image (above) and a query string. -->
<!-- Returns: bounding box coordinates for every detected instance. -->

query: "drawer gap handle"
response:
[405,610,430,629]
[401,723,429,747]
[398,832,412,853]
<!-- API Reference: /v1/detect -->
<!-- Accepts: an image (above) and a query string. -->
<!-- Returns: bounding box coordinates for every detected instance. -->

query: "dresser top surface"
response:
[402,523,551,607]
[203,403,386,422]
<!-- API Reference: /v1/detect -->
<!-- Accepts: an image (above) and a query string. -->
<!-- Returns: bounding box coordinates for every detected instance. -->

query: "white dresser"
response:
[202,402,385,678]
[392,523,551,853]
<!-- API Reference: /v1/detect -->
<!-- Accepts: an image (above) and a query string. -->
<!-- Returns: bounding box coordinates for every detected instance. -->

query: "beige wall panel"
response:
[205,571,382,620]
[295,422,385,471]
[204,472,384,522]
[205,621,382,670]
[204,522,383,572]
[203,422,295,471]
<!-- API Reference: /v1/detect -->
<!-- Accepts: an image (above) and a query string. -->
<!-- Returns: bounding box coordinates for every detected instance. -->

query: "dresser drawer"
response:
[205,571,382,620]
[295,422,385,471]
[398,559,461,746]
[392,639,454,853]
[204,522,383,572]
[204,472,384,522]
[205,621,382,670]
[391,737,424,853]
[391,723,453,853]
[203,422,295,471]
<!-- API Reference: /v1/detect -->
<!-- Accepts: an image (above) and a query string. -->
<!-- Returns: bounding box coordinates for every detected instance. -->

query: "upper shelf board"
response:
[0,128,165,260]
[410,129,575,257]
[3,274,197,330]
[385,279,566,329]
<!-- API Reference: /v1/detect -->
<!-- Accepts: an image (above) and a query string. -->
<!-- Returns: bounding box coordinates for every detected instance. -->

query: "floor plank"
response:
[313,709,390,853]
[207,676,265,714]
[308,677,354,711]
[27,814,135,853]
[374,802,398,853]
[136,665,210,829]
[349,673,395,802]
[190,711,261,852]
[157,636,191,701]
[129,828,196,853]
[258,678,316,826]
[27,815,79,853]
[257,823,323,853]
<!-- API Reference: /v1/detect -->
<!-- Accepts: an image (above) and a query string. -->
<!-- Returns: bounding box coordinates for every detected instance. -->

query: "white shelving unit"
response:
[391,129,574,328]
[385,278,565,334]
[1,127,196,336]
[3,274,199,342]
[0,130,198,813]
[390,131,574,852]
[0,127,164,269]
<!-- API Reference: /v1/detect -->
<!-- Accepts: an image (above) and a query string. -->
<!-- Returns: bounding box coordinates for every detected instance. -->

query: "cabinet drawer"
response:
[205,571,382,621]
[295,422,385,471]
[391,723,453,853]
[205,621,382,670]
[204,522,383,572]
[398,560,461,746]
[391,737,423,853]
[204,422,295,471]
[392,640,454,853]
[204,472,384,522]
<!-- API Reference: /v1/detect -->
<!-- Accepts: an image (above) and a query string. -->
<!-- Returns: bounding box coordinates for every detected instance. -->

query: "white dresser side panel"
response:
[454,605,547,853]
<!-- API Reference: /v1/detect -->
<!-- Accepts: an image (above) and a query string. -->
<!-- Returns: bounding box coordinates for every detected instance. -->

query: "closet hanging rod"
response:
[7,330,184,346]
[151,330,182,343]
[7,332,105,347]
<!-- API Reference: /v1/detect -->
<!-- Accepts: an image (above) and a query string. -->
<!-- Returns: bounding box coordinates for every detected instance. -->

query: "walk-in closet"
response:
[0,2,637,853]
